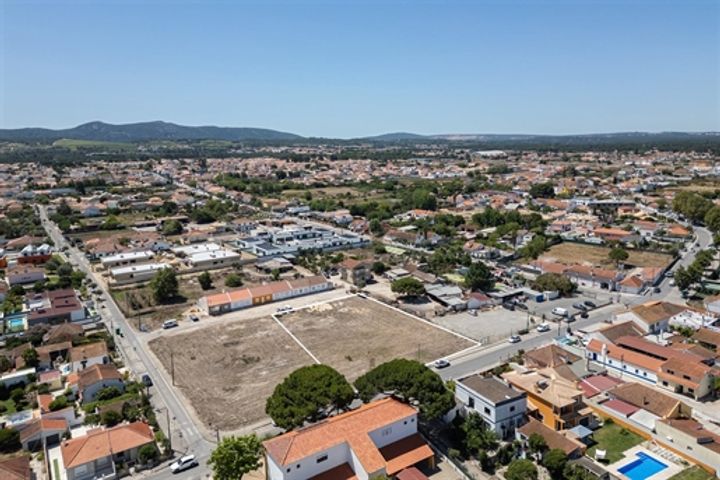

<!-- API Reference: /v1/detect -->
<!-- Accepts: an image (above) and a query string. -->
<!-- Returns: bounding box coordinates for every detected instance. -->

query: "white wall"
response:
[367,414,417,449]
[455,383,526,436]
[269,442,353,480]
[586,350,658,384]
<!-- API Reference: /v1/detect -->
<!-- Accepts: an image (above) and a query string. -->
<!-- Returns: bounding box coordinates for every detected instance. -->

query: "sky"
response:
[1,0,719,138]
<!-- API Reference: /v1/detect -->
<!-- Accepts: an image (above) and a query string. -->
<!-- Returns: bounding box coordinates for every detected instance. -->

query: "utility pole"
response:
[166,408,172,452]
[170,350,175,386]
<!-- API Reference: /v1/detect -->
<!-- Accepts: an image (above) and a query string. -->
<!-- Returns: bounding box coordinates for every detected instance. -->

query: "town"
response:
[0,140,719,480]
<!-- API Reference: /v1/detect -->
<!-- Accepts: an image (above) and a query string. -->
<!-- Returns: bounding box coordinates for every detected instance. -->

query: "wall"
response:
[655,422,720,477]
[273,442,353,480]
[455,383,526,436]
[367,414,417,449]
[82,379,125,403]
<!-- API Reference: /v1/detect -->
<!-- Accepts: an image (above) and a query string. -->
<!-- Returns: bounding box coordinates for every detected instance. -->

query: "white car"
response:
[433,359,451,369]
[276,305,293,313]
[508,335,522,344]
[536,323,551,333]
[170,455,198,474]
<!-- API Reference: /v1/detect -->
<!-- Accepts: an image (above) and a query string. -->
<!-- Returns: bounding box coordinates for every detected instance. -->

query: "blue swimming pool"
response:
[5,317,25,332]
[618,452,668,480]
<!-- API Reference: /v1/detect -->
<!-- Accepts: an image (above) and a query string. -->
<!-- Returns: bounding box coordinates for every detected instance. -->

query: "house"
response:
[60,422,155,480]
[655,418,720,475]
[339,259,372,287]
[591,227,634,243]
[467,292,495,310]
[36,342,72,370]
[0,455,32,480]
[70,342,109,372]
[100,251,154,270]
[186,249,242,270]
[198,275,332,315]
[523,344,581,370]
[516,418,585,458]
[263,398,435,480]
[613,301,690,334]
[454,375,527,438]
[19,417,68,450]
[692,327,720,354]
[77,364,124,403]
[564,265,621,290]
[17,244,53,265]
[38,370,63,391]
[26,289,86,327]
[110,263,169,284]
[502,369,592,431]
[606,382,692,420]
[5,266,46,286]
[703,295,720,316]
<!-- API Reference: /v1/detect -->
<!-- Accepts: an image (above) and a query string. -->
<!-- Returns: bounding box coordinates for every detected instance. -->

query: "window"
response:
[286,468,291,473]
[510,406,515,412]
[316,455,328,464]
[468,398,475,408]
[662,381,668,386]
[643,372,647,377]
[296,465,301,469]
[484,407,491,415]
[382,427,392,437]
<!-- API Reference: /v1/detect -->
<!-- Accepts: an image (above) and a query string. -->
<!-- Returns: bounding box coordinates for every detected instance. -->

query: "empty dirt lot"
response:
[279,297,474,380]
[541,243,673,269]
[149,316,311,430]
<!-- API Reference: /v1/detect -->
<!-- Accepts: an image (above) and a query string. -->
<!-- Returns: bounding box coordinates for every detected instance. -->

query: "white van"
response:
[551,307,568,317]
[162,319,179,329]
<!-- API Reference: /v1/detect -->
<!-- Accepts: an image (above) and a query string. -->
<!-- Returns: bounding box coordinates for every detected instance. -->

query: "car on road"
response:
[665,270,674,278]
[536,323,551,333]
[433,359,451,369]
[188,314,199,322]
[583,300,597,308]
[565,315,577,322]
[141,374,153,387]
[572,303,588,311]
[170,455,198,474]
[669,279,676,287]
[653,286,661,293]
[508,335,522,344]
[579,311,589,319]
[162,319,179,329]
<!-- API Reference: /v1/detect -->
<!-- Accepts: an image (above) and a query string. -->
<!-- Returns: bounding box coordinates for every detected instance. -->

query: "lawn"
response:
[669,466,715,480]
[586,422,644,464]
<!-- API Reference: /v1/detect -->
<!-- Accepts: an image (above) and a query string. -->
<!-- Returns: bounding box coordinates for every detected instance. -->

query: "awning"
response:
[396,467,430,480]
[567,425,593,439]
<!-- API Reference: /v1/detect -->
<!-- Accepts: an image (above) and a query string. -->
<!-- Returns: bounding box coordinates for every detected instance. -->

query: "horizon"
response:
[2,0,719,136]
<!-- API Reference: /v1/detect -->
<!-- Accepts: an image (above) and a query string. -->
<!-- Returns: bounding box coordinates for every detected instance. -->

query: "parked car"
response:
[536,323,551,333]
[653,286,661,293]
[583,300,597,308]
[170,455,198,474]
[188,314,199,322]
[515,302,529,311]
[162,319,179,329]
[579,311,589,319]
[669,279,676,287]
[508,335,522,344]
[433,359,451,369]
[141,374,153,387]
[551,307,568,317]
[502,302,516,311]
[572,303,588,311]
[276,305,293,313]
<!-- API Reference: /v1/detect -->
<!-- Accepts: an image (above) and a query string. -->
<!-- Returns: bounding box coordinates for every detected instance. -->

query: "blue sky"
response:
[1,0,718,137]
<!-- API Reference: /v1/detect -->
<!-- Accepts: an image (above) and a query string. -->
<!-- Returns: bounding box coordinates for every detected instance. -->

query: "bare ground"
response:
[148,316,312,430]
[278,297,474,380]
[542,243,672,269]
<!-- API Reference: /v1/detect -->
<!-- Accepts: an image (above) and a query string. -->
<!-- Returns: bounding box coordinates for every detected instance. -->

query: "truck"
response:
[551,307,569,317]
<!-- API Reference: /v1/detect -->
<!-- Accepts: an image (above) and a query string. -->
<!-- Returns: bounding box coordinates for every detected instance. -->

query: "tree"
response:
[542,448,568,478]
[0,357,12,374]
[505,459,537,480]
[198,272,213,290]
[0,429,20,453]
[532,273,576,296]
[101,410,123,427]
[162,219,183,236]
[528,432,547,455]
[354,359,454,420]
[266,365,354,430]
[371,261,388,275]
[49,395,69,411]
[705,206,720,233]
[369,219,385,236]
[674,265,694,291]
[96,386,122,402]
[462,412,498,454]
[209,434,263,480]
[391,277,425,298]
[22,348,39,368]
[225,273,244,288]
[520,235,549,259]
[464,261,494,291]
[608,247,629,266]
[138,444,159,465]
[149,268,178,303]
[529,182,556,199]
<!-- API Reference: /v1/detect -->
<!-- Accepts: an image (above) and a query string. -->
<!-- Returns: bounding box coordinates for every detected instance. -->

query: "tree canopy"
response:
[505,459,538,480]
[608,247,629,265]
[464,261,494,291]
[149,268,179,303]
[391,277,426,297]
[209,434,263,480]
[531,272,576,296]
[354,359,454,420]
[266,365,355,430]
[529,182,556,199]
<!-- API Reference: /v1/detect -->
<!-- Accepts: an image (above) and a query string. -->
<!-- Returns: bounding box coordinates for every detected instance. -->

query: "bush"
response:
[101,410,122,427]
[0,429,21,453]
[198,272,213,290]
[505,459,537,480]
[49,396,69,411]
[138,444,159,464]
[96,386,122,402]
[225,273,243,288]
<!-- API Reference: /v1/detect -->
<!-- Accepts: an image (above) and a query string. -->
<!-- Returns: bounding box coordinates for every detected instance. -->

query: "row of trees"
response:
[674,249,714,291]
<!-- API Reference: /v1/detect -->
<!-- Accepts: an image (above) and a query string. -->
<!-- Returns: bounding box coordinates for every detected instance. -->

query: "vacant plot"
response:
[279,297,474,380]
[149,316,311,430]
[542,243,672,269]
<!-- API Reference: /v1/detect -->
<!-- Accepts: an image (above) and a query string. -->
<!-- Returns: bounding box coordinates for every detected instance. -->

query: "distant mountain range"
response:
[0,121,302,142]
[0,121,718,146]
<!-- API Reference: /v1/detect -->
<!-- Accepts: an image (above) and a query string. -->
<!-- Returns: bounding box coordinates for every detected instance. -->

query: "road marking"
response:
[270,314,322,364]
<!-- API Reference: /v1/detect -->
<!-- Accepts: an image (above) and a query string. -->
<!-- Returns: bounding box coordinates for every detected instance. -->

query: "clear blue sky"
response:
[1,0,718,137]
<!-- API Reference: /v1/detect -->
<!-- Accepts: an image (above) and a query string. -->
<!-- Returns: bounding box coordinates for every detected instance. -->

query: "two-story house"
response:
[454,375,527,438]
[263,398,434,480]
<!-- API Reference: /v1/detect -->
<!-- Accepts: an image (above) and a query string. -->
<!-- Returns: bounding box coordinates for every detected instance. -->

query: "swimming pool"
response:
[618,452,668,480]
[5,317,25,332]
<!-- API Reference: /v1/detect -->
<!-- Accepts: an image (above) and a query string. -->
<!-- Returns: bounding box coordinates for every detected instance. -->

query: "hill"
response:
[0,121,303,142]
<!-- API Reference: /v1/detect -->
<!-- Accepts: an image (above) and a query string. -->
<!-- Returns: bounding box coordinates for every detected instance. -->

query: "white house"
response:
[262,398,434,480]
[76,364,125,404]
[455,375,527,438]
[110,263,168,284]
[613,301,691,335]
[100,250,154,269]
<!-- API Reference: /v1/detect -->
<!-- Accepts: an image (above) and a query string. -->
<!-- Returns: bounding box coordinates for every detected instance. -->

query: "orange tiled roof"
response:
[263,398,419,474]
[61,422,154,468]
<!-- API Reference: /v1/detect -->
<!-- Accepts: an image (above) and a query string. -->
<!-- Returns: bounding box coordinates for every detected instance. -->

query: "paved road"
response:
[38,206,213,480]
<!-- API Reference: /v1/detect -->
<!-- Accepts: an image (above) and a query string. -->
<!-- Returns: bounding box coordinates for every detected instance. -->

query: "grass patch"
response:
[669,466,715,480]
[53,458,61,480]
[586,422,644,464]
[53,138,136,150]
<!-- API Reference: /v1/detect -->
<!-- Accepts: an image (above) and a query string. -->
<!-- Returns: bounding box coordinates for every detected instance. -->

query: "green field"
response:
[669,466,715,480]
[53,138,137,150]
[586,422,644,464]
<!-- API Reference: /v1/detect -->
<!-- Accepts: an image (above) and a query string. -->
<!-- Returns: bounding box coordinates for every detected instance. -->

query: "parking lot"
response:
[433,307,531,344]
[527,292,613,320]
